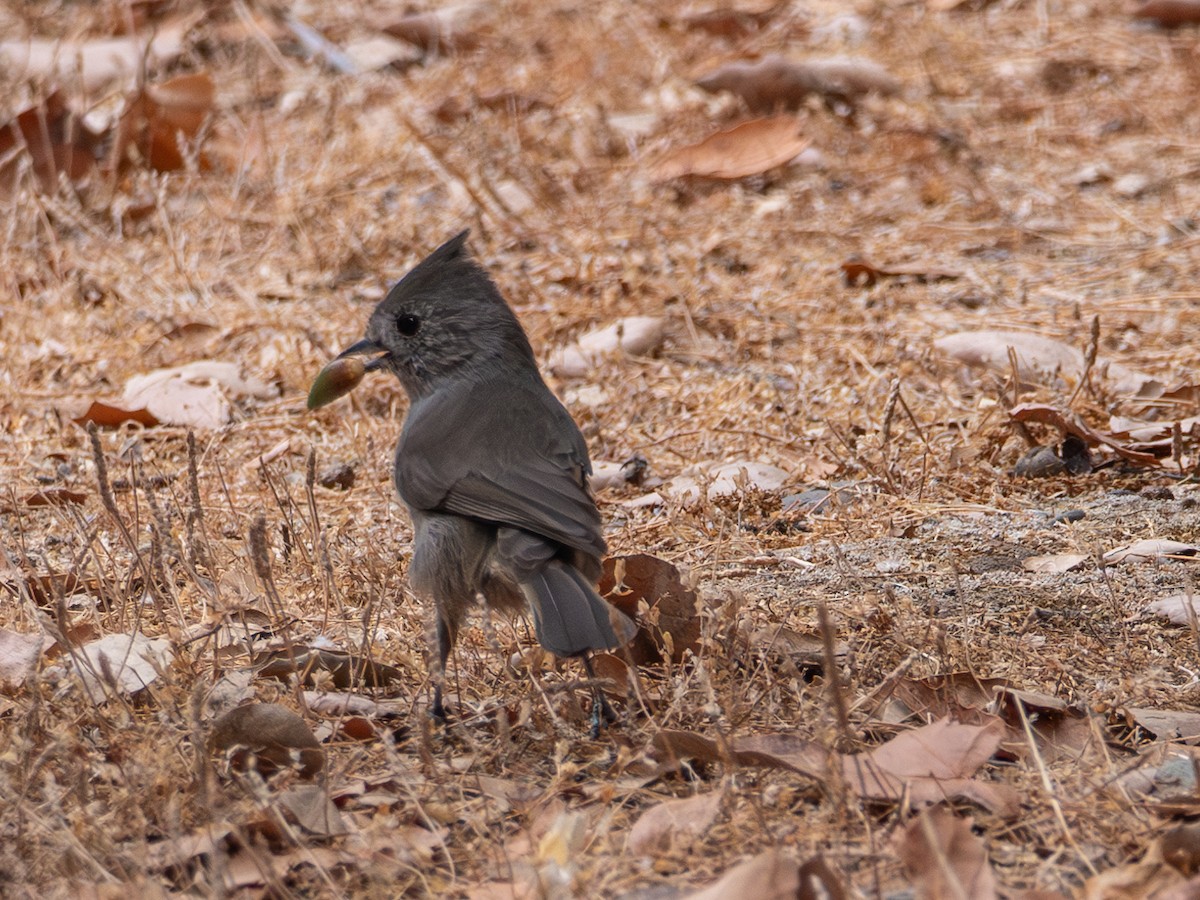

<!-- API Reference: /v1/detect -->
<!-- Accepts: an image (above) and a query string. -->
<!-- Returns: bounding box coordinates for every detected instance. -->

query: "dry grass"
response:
[3,0,1200,896]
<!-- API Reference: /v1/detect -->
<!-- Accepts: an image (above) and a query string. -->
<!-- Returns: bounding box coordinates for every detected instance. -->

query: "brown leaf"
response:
[628,791,722,855]
[599,554,701,664]
[841,257,963,287]
[0,629,43,691]
[1122,708,1200,744]
[995,688,1096,761]
[897,806,998,899]
[210,703,324,779]
[0,91,103,194]
[682,849,802,900]
[1022,553,1088,574]
[114,71,216,173]
[0,14,197,93]
[23,489,88,508]
[256,646,405,689]
[72,401,160,429]
[1134,0,1200,27]
[384,4,483,54]
[275,784,349,836]
[697,55,899,112]
[651,116,810,181]
[1010,404,1160,467]
[676,3,786,37]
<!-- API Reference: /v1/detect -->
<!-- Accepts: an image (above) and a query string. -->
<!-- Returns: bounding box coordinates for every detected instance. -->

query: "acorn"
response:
[307,356,367,409]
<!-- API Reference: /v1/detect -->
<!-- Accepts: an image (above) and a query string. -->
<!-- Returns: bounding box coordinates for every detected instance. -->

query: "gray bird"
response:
[321,231,634,726]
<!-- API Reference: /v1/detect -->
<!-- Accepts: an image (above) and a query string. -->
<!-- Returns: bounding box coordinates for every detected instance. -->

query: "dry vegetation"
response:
[4,0,1200,896]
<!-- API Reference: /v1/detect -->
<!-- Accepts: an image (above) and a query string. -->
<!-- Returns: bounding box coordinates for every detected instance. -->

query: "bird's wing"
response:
[395,376,606,560]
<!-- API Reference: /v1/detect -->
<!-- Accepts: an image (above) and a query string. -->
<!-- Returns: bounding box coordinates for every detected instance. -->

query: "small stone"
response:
[318,461,356,490]
[1013,446,1066,478]
[1141,485,1175,501]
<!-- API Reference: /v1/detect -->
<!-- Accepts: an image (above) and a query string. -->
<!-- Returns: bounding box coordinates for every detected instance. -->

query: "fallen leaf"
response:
[652,116,810,181]
[256,646,406,689]
[547,316,664,377]
[0,14,197,93]
[276,784,349,836]
[682,849,803,900]
[0,90,103,193]
[1010,405,1160,468]
[628,790,722,855]
[23,489,88,508]
[696,55,900,112]
[73,632,174,698]
[122,360,276,429]
[1134,0,1200,27]
[1122,708,1200,744]
[1148,592,1200,625]
[72,400,160,428]
[666,460,790,504]
[0,629,43,691]
[1104,540,1199,565]
[841,257,963,287]
[384,3,483,54]
[897,806,998,900]
[1022,553,1088,573]
[675,3,784,37]
[115,71,216,173]
[599,554,701,665]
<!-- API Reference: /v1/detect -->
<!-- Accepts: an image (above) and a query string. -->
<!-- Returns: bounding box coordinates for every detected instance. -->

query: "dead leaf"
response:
[72,400,160,429]
[256,646,405,689]
[1122,708,1200,744]
[652,116,810,181]
[122,360,275,429]
[1010,405,1161,468]
[0,629,43,691]
[22,489,88,508]
[936,330,1084,386]
[1022,553,1088,573]
[897,806,998,900]
[682,849,802,900]
[599,554,701,665]
[210,702,324,779]
[547,316,664,377]
[676,3,785,37]
[0,15,197,93]
[1163,825,1200,876]
[841,257,963,287]
[696,55,900,112]
[72,632,174,698]
[628,791,722,855]
[1104,540,1199,565]
[276,784,349,836]
[384,3,483,54]
[1148,592,1200,625]
[1134,0,1200,27]
[666,460,790,503]
[0,91,103,193]
[115,71,216,173]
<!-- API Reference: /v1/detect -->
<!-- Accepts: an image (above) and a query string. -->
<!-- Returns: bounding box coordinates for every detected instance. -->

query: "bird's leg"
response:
[431,615,454,722]
[581,652,618,737]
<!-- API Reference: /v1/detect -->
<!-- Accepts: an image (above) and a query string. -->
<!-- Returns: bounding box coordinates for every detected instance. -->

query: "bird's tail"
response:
[522,561,636,658]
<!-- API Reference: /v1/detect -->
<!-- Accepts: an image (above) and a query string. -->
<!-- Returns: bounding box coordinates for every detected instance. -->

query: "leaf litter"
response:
[4,0,1200,896]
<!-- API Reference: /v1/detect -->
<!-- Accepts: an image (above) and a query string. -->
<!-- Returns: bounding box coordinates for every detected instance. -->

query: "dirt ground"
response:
[3,0,1200,896]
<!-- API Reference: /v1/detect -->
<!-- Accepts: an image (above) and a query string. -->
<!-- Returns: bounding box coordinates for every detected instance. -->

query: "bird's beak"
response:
[335,338,391,372]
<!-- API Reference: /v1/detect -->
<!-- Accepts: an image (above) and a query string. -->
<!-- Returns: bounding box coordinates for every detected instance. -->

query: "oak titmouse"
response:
[325,231,634,723]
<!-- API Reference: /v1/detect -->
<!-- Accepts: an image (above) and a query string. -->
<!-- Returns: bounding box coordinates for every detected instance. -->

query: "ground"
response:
[2,0,1200,896]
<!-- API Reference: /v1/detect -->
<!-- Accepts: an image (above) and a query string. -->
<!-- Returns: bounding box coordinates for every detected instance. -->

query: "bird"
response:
[312,230,635,729]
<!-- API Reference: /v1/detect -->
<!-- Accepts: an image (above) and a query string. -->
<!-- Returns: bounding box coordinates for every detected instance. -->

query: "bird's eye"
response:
[396,314,421,336]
